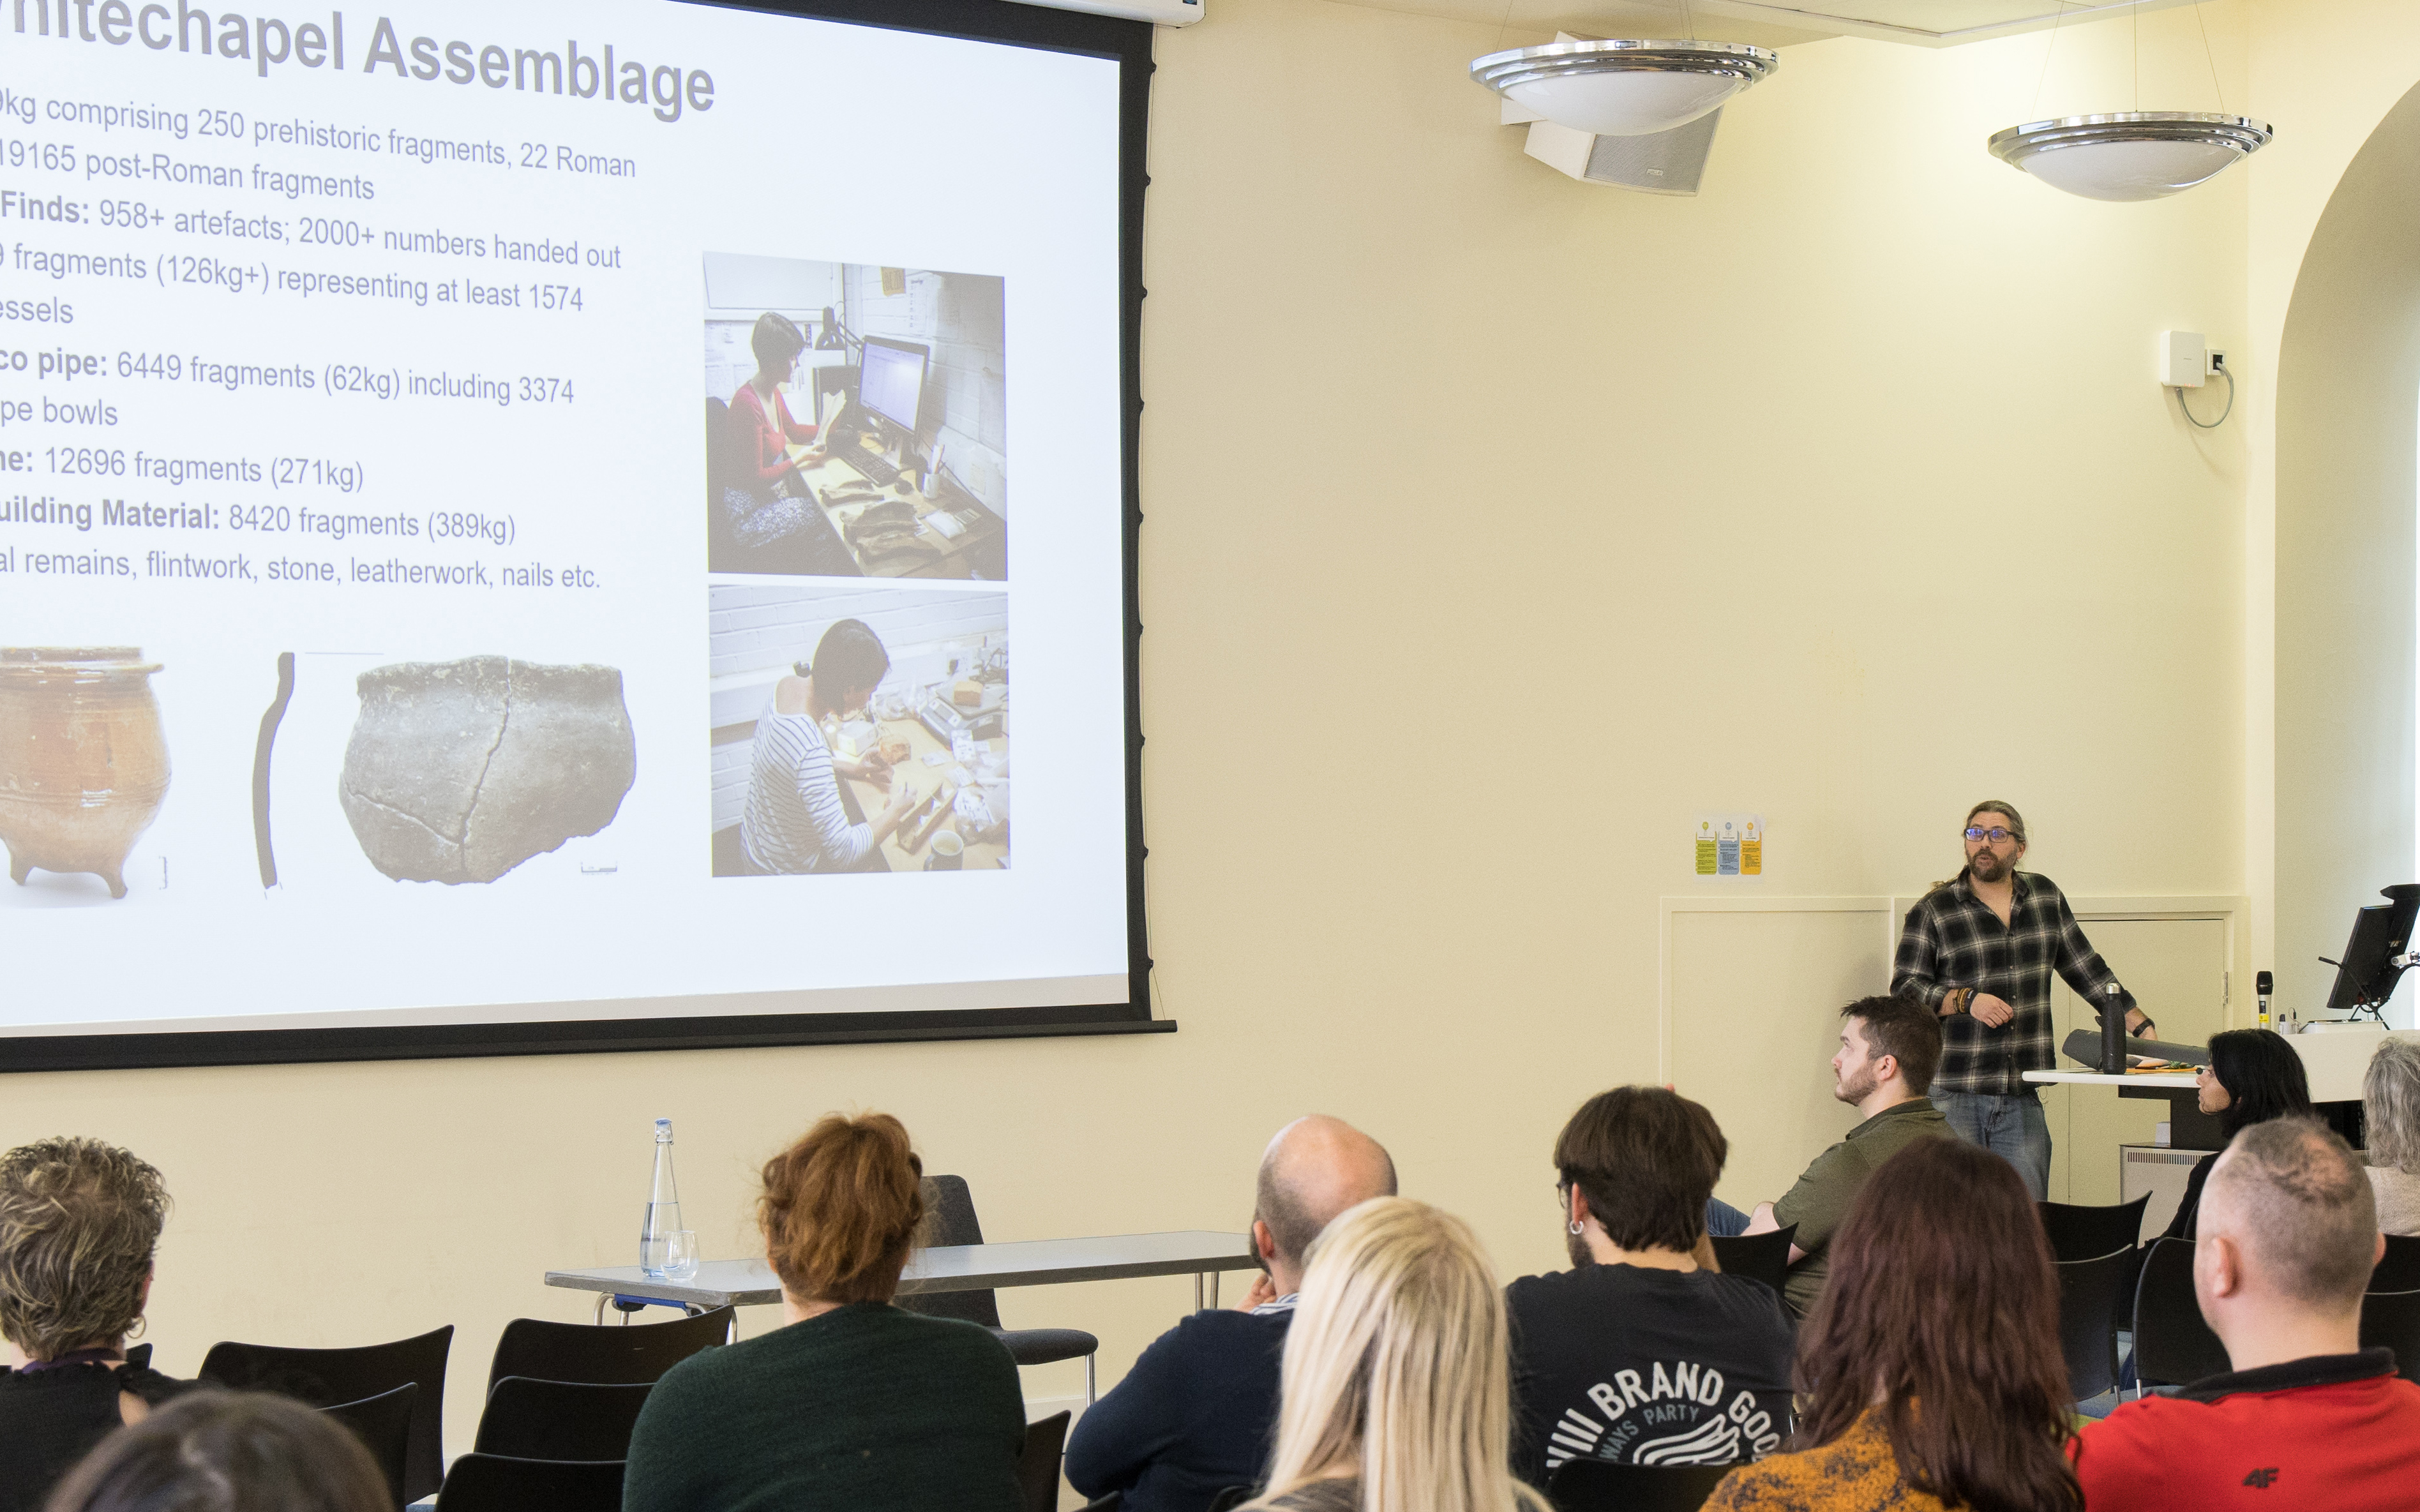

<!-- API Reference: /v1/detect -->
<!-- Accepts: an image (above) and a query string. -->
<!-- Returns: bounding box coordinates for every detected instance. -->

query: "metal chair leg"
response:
[1086,1352,1096,1405]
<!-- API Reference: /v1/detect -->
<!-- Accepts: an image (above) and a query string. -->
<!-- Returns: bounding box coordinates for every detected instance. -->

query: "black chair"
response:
[1078,1499,1123,1512]
[485,1306,731,1393]
[2374,1232,2420,1293]
[320,1382,416,1510]
[2131,1237,2230,1394]
[900,1176,1101,1399]
[2360,1289,2420,1384]
[200,1325,452,1503]
[474,1377,653,1462]
[2039,1195,2151,1262]
[2054,1246,2134,1401]
[1708,1224,1796,1296]
[1018,1409,1070,1512]
[1547,1457,1735,1511]
[1205,1491,1252,1512]
[430,1454,624,1512]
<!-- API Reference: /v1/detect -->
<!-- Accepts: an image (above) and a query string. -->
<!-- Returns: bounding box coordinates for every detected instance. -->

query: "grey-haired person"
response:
[2363,1038,2420,1236]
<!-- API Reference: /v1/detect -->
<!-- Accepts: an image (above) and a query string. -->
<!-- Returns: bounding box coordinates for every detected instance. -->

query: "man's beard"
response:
[1970,850,2010,883]
[1835,1065,1879,1106]
[1567,1227,1595,1269]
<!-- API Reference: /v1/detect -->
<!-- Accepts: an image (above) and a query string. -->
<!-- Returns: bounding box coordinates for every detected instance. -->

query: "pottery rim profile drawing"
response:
[0,647,171,900]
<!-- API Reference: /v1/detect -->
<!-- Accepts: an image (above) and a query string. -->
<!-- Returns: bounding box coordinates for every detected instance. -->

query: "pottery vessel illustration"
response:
[0,647,170,899]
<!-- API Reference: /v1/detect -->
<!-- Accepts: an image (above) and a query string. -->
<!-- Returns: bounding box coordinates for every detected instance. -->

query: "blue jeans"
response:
[1706,1198,1751,1237]
[1932,1088,2051,1200]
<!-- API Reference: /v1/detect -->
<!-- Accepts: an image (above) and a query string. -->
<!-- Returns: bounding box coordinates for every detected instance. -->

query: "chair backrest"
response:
[474,1377,654,1462]
[1204,1490,1251,1512]
[2038,1195,2151,1263]
[486,1306,731,1393]
[2374,1232,2420,1294]
[898,1174,1004,1329]
[1708,1225,1797,1296]
[1019,1409,1069,1512]
[2053,1246,2134,1401]
[1546,1457,1736,1512]
[2131,1237,2232,1389]
[430,1453,624,1512]
[2359,1289,2420,1384]
[321,1382,416,1511]
[200,1324,452,1503]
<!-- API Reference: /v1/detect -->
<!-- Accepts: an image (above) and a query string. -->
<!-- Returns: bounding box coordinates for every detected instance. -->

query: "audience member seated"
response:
[622,1112,1024,1512]
[1704,1139,2081,1512]
[2160,1028,2313,1239]
[1505,1087,1794,1486]
[2363,1038,2420,1237]
[42,1391,389,1512]
[1706,994,1948,1317]
[1066,1116,1396,1512]
[1239,1197,1549,1512]
[0,1138,198,1512]
[2077,1118,2420,1509]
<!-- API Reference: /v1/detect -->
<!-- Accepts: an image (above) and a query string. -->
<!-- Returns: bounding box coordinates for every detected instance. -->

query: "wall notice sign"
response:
[1694,814,1764,877]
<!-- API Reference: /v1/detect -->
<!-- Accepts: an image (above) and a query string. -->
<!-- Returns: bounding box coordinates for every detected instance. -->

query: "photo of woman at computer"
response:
[703,254,1009,582]
[707,583,1011,878]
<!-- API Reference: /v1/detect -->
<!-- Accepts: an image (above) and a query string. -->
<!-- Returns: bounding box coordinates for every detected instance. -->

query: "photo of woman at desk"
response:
[711,584,1012,878]
[702,253,1011,581]
[738,619,921,874]
[712,312,861,576]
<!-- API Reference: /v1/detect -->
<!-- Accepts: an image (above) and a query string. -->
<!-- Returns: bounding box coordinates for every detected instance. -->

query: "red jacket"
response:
[2075,1349,2420,1509]
[726,384,818,490]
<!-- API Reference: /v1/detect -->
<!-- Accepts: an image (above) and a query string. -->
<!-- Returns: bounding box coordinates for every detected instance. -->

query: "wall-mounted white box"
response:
[2159,330,2207,388]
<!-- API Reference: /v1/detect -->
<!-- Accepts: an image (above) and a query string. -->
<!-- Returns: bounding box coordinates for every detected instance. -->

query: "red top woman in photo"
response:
[726,311,824,494]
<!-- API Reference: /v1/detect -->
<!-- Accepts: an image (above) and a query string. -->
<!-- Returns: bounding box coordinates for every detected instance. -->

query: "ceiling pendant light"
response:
[1469,39,1777,138]
[1986,111,2273,202]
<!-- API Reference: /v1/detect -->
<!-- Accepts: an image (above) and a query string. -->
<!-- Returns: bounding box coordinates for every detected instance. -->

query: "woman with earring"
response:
[2159,1028,2313,1240]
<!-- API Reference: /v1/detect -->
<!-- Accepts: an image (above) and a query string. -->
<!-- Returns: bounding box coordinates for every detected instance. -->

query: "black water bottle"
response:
[2098,982,2126,1074]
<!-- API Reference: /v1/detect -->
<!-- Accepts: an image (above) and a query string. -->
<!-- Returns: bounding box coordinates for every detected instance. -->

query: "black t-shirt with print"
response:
[1505,1264,1796,1489]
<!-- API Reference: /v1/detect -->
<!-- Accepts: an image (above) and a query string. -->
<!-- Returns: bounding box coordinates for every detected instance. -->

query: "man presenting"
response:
[2077,1119,2420,1508]
[1893,800,2152,1199]
[1710,995,1950,1317]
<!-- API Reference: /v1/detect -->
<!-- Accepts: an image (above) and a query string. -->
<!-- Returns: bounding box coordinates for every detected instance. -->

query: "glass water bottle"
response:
[640,1118,683,1278]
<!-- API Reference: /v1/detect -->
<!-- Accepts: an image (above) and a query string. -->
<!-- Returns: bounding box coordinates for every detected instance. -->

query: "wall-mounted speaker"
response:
[1522,110,1726,195]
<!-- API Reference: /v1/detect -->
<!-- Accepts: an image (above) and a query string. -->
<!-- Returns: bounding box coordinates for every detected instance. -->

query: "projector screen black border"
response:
[0,0,1163,1075]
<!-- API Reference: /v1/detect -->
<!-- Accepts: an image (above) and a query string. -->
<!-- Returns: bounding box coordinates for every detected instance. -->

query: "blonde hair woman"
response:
[1243,1197,1550,1512]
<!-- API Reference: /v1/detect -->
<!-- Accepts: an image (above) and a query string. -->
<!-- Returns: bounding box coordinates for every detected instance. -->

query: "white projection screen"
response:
[0,0,1157,1069]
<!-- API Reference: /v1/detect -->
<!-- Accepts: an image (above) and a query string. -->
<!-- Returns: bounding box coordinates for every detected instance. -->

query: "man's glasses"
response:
[1964,826,2015,843]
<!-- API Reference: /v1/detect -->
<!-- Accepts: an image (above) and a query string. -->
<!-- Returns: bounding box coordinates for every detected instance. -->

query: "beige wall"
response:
[2,0,2262,1465]
[2244,0,2420,1021]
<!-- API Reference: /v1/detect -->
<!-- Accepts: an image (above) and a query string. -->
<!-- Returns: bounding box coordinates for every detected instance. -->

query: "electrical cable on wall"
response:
[2174,365,2235,428]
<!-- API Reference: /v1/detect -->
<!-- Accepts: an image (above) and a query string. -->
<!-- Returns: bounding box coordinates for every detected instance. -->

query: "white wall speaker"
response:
[1523,110,1726,195]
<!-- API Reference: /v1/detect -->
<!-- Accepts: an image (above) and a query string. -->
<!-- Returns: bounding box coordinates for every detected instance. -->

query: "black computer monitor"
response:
[2323,883,2420,1015]
[856,336,929,434]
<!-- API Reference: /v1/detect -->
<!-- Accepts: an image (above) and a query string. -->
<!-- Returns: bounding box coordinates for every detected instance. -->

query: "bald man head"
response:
[1252,1115,1397,1296]
[2194,1117,2386,1373]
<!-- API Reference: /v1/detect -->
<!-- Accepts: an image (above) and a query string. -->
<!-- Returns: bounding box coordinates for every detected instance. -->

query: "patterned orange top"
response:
[1702,1410,1952,1512]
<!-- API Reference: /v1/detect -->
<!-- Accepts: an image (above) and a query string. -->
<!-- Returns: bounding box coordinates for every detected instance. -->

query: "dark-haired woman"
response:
[2161,1028,2314,1240]
[43,1392,388,1512]
[1703,1138,2082,1512]
[718,311,845,558]
[623,1112,1025,1512]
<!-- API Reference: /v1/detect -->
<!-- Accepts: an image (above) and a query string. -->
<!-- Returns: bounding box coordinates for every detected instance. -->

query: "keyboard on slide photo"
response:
[834,440,901,486]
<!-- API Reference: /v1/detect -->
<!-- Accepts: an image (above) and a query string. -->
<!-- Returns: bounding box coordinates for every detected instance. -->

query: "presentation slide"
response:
[0,0,1139,1052]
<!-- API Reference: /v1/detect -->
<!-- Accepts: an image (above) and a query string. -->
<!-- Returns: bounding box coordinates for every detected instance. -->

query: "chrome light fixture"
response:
[1470,40,1777,138]
[1986,112,2273,202]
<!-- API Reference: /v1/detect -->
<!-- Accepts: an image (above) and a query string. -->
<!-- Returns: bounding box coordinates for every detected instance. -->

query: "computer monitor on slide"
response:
[857,336,929,434]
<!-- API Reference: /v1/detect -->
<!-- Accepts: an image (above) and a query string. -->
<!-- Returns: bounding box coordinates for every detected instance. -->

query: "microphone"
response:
[2257,969,2273,1029]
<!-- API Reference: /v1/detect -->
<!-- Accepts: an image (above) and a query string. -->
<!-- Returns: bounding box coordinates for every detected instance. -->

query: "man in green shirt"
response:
[1709,994,1951,1317]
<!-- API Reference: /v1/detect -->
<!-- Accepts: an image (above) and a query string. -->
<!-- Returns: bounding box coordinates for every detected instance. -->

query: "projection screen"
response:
[0,0,1157,1070]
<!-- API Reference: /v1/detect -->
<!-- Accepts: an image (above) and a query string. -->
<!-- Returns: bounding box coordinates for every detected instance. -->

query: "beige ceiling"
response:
[1329,0,2206,49]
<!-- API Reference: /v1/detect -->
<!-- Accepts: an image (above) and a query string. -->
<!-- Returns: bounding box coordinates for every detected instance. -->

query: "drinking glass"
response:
[664,1229,701,1282]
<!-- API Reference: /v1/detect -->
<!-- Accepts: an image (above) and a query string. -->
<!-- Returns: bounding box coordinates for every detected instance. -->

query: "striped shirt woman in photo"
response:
[740,618,921,874]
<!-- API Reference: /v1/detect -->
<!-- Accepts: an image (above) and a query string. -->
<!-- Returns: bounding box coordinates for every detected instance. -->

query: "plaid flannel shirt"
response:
[1891,871,2136,1097]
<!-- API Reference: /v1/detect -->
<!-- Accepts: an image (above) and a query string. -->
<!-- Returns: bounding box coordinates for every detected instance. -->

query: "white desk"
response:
[546,1229,1258,1321]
